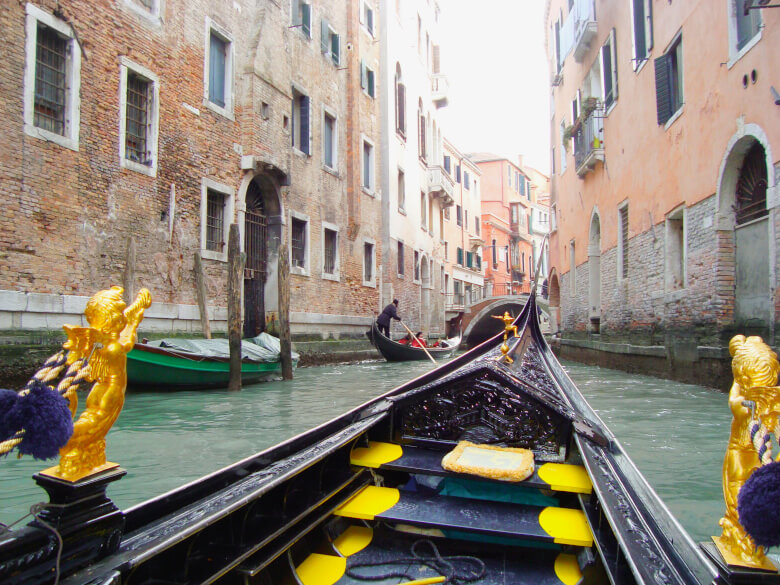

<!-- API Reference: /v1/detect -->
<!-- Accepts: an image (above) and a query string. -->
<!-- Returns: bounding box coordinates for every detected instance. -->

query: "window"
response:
[441,266,445,292]
[398,241,405,276]
[559,121,567,173]
[456,247,463,266]
[24,4,82,150]
[733,0,762,56]
[362,2,375,36]
[420,192,427,228]
[414,250,420,281]
[322,108,337,170]
[125,0,162,20]
[323,225,339,278]
[466,251,473,268]
[569,240,576,295]
[455,165,461,183]
[200,179,235,262]
[654,34,683,126]
[665,207,685,291]
[291,216,308,271]
[362,137,375,193]
[418,100,426,161]
[456,205,462,227]
[292,87,311,154]
[119,59,159,176]
[601,29,618,109]
[618,204,629,279]
[465,210,469,231]
[492,239,498,268]
[475,217,480,236]
[206,22,233,116]
[631,0,653,70]
[398,169,406,211]
[360,60,376,98]
[464,171,470,190]
[292,0,312,38]
[321,19,340,66]
[363,240,376,285]
[443,155,451,173]
[395,64,406,138]
[444,241,448,260]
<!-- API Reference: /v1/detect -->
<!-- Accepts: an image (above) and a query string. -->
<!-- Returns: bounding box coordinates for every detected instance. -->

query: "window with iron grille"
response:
[206,189,226,253]
[364,242,374,282]
[125,72,151,165]
[619,205,629,278]
[291,218,307,269]
[398,241,405,275]
[323,228,337,274]
[34,23,67,136]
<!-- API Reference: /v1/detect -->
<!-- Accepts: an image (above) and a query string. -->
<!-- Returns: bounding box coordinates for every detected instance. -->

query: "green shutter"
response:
[360,60,367,89]
[457,248,463,266]
[654,53,672,125]
[301,3,311,36]
[321,19,329,53]
[331,33,340,65]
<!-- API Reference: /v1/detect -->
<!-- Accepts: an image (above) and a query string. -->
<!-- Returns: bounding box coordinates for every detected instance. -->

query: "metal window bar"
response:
[620,207,629,277]
[324,229,336,274]
[244,195,266,277]
[291,220,306,268]
[126,73,151,165]
[34,24,67,136]
[574,106,604,169]
[206,191,225,252]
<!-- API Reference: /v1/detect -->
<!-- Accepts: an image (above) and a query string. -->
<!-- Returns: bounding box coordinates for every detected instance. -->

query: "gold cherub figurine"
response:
[493,311,518,363]
[714,334,780,568]
[46,286,151,482]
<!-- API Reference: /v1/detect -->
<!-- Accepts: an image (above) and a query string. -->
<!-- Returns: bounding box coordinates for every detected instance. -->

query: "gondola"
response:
[1,291,735,585]
[367,320,461,361]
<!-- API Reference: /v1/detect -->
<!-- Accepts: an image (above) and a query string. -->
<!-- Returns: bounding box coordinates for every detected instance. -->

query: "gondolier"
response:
[376,299,401,337]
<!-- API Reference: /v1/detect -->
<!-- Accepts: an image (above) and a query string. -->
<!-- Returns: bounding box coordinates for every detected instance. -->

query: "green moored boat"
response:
[126,333,298,390]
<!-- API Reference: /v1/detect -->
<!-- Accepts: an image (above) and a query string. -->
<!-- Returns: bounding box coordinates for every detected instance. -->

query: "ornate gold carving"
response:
[493,311,519,364]
[44,286,151,482]
[714,334,780,568]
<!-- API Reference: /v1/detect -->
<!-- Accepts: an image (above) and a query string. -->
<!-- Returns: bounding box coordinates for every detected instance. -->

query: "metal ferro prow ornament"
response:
[41,286,152,482]
[493,311,519,363]
[713,334,780,571]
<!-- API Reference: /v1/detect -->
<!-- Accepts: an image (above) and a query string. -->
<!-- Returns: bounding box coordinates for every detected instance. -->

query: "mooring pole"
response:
[278,243,293,380]
[227,224,244,391]
[194,251,212,339]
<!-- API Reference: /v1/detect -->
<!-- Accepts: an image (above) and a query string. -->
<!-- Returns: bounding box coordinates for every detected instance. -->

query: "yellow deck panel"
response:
[295,553,346,585]
[554,553,583,585]
[333,486,400,520]
[333,525,373,557]
[539,507,593,547]
[537,462,593,494]
[350,441,403,468]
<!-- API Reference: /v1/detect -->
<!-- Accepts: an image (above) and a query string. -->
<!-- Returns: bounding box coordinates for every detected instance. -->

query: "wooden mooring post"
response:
[278,243,293,380]
[227,224,244,391]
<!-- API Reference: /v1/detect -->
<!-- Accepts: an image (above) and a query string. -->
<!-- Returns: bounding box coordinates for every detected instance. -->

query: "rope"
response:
[748,418,773,466]
[346,539,486,584]
[0,347,95,457]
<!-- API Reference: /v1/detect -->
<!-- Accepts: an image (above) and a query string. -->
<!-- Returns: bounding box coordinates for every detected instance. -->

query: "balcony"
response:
[568,0,597,63]
[427,166,455,206]
[574,107,604,177]
[431,74,449,108]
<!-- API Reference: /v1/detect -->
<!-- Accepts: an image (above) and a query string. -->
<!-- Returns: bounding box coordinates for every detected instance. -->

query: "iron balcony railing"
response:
[574,107,605,176]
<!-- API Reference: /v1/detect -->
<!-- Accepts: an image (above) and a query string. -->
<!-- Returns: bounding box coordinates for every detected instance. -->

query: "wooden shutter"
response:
[645,0,653,51]
[300,94,310,154]
[654,53,672,125]
[301,3,311,36]
[360,60,367,89]
[292,0,300,25]
[611,28,618,101]
[321,19,329,53]
[457,247,463,265]
[331,33,340,65]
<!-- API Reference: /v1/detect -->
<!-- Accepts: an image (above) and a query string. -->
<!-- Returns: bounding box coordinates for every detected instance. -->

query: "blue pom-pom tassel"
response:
[3,380,73,460]
[738,461,780,549]
[0,388,20,441]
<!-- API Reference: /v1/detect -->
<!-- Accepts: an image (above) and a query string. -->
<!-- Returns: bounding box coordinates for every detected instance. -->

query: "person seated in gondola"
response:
[398,333,412,345]
[411,332,427,348]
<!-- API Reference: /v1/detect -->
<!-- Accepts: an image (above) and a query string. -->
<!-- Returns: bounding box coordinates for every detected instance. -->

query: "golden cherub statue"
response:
[714,334,780,569]
[45,286,151,481]
[493,311,518,363]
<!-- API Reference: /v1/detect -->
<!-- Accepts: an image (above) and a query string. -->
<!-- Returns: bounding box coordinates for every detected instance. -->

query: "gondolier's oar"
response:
[400,321,436,364]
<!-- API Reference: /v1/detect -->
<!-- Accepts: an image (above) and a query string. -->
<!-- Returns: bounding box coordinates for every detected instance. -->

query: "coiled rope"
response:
[346,538,486,584]
[0,347,95,457]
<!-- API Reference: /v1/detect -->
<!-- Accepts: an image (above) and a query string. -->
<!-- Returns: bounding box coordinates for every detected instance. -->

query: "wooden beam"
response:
[227,224,245,391]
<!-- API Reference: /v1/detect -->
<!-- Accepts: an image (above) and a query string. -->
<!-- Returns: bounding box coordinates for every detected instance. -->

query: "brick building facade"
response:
[1,0,382,340]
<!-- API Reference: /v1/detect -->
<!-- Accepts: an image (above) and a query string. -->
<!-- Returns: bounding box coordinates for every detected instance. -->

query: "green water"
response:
[0,359,731,543]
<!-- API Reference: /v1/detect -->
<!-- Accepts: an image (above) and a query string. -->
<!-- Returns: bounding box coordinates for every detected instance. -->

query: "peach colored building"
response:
[470,155,535,296]
[545,0,779,387]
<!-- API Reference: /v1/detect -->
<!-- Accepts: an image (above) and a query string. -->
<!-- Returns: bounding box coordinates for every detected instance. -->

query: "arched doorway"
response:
[588,212,601,333]
[717,132,773,338]
[243,175,282,337]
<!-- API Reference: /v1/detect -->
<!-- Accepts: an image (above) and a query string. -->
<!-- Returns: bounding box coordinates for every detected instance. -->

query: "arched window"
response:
[395,63,406,138]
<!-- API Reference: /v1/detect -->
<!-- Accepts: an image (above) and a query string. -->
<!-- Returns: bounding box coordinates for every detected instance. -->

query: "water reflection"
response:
[1,358,729,544]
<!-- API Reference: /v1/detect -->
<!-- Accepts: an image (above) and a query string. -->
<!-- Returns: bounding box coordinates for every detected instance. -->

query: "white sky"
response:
[437,0,550,174]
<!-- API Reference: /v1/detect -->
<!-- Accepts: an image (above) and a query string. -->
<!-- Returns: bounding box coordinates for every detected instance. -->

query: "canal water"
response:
[1,358,731,545]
